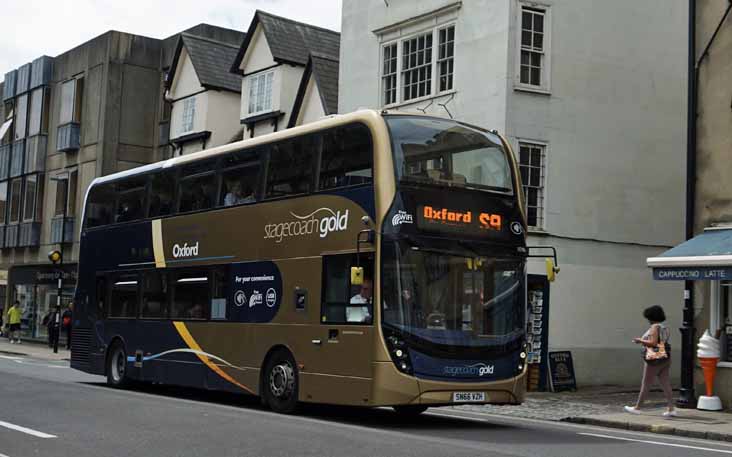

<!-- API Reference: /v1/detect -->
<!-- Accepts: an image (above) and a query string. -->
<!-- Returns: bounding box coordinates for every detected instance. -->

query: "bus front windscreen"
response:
[386,116,514,194]
[381,240,525,352]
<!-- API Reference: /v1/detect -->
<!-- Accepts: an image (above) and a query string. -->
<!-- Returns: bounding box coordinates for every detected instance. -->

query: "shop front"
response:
[8,264,77,342]
[648,226,732,409]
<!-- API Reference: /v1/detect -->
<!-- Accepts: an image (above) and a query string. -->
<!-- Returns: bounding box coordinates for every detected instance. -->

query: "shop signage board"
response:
[652,267,732,281]
[548,351,577,392]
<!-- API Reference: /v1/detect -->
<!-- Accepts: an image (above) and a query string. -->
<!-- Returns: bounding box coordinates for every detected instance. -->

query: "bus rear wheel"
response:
[393,405,429,416]
[263,350,299,414]
[106,342,130,388]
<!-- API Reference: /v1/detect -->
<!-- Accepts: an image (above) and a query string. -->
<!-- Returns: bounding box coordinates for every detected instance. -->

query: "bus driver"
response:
[348,278,373,323]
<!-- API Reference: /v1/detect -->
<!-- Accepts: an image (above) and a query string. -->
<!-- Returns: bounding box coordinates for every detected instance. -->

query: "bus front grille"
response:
[70,327,92,370]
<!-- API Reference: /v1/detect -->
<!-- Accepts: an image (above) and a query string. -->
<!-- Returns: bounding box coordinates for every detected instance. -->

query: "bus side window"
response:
[322,255,374,325]
[210,267,227,320]
[178,160,218,213]
[141,270,168,319]
[95,276,106,319]
[86,183,114,228]
[318,123,373,191]
[149,171,176,218]
[115,177,147,223]
[264,138,315,200]
[171,270,209,320]
[109,273,139,318]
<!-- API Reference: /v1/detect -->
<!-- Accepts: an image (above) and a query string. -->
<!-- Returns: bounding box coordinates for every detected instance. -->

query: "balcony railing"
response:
[18,222,41,247]
[5,224,19,248]
[57,123,80,152]
[51,216,74,244]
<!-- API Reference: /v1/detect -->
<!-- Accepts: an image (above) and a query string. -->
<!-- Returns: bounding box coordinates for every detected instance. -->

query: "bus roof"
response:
[89,109,492,188]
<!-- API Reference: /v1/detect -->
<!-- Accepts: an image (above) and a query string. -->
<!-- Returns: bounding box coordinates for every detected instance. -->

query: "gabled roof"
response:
[230,10,340,74]
[168,33,243,93]
[289,52,339,128]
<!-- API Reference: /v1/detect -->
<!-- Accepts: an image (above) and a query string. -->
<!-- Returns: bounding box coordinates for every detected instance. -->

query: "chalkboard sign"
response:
[548,351,577,392]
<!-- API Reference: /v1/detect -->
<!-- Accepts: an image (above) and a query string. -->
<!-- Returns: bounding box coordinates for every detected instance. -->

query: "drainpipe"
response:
[679,0,732,408]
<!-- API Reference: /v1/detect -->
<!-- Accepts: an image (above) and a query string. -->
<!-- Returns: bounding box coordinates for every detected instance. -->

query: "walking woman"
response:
[625,305,677,417]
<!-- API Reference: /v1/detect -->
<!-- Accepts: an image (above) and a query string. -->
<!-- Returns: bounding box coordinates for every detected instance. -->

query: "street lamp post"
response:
[49,174,69,354]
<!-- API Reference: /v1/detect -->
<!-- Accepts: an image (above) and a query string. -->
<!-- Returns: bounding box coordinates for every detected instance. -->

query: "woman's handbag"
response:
[645,325,670,365]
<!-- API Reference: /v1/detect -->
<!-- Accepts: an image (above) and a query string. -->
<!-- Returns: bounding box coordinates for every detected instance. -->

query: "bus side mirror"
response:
[546,258,560,282]
[351,266,364,286]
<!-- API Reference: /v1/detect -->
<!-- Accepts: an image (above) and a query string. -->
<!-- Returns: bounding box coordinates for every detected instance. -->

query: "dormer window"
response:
[248,71,274,115]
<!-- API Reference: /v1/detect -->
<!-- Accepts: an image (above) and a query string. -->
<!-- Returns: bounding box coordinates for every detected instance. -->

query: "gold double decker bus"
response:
[71,110,530,415]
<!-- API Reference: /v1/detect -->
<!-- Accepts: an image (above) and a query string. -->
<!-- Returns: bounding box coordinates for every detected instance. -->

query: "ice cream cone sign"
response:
[697,330,723,411]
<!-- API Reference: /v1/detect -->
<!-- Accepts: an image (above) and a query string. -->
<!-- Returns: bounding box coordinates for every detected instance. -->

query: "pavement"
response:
[454,386,732,443]
[0,337,69,361]
[1,339,731,449]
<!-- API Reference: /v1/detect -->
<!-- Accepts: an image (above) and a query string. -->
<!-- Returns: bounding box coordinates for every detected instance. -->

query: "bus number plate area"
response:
[452,392,486,403]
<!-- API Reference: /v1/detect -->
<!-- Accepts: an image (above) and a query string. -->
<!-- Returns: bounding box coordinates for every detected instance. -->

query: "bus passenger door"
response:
[307,254,375,405]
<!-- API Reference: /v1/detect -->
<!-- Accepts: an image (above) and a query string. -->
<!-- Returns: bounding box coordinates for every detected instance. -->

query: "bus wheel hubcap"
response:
[269,362,294,398]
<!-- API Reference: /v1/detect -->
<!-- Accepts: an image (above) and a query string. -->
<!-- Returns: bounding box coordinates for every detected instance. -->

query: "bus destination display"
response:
[417,205,503,236]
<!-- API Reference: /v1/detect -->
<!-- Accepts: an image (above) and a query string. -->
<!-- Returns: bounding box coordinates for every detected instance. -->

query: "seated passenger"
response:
[224,182,244,206]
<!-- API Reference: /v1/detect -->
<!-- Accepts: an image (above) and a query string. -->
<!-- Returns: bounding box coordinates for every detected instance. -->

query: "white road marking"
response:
[12,359,67,369]
[0,355,23,360]
[579,432,732,454]
[0,452,10,457]
[0,420,56,438]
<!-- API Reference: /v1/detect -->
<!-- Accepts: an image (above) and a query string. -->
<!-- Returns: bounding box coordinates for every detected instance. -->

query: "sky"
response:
[0,0,342,77]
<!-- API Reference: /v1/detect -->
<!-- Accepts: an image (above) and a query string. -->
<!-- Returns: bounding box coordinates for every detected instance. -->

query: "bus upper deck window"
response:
[86,184,114,228]
[318,124,373,191]
[149,171,176,218]
[264,139,315,199]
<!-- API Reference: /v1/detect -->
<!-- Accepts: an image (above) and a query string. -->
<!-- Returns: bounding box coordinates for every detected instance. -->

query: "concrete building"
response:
[0,24,244,342]
[647,1,732,409]
[339,0,687,386]
[230,11,340,137]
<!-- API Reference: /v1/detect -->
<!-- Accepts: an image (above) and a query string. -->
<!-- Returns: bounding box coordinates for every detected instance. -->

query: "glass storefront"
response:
[8,264,77,341]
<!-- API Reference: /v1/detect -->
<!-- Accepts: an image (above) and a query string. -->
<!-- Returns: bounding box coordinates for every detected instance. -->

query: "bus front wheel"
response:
[263,349,299,414]
[393,405,429,416]
[106,342,130,388]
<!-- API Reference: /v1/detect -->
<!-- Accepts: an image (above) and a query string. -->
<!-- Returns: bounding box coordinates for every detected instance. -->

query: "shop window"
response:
[321,254,374,324]
[721,281,732,362]
[148,170,176,218]
[170,270,208,319]
[109,274,138,318]
[317,124,373,191]
[141,270,168,319]
[264,138,314,199]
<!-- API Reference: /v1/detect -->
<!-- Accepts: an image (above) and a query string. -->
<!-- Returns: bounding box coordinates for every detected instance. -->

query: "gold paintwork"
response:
[152,219,166,268]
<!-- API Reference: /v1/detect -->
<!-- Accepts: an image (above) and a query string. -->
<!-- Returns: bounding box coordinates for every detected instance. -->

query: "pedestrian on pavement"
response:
[7,300,22,344]
[62,303,73,350]
[624,305,677,418]
[42,309,58,348]
[0,304,4,337]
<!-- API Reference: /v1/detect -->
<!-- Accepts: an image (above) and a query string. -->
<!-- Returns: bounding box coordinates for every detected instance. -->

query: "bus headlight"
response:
[520,351,527,359]
[384,331,413,374]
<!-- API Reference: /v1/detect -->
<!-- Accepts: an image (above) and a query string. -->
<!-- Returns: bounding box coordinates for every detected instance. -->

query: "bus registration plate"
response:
[453,392,485,403]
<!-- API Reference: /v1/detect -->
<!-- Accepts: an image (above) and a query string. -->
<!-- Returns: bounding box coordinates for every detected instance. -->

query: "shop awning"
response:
[648,227,732,280]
